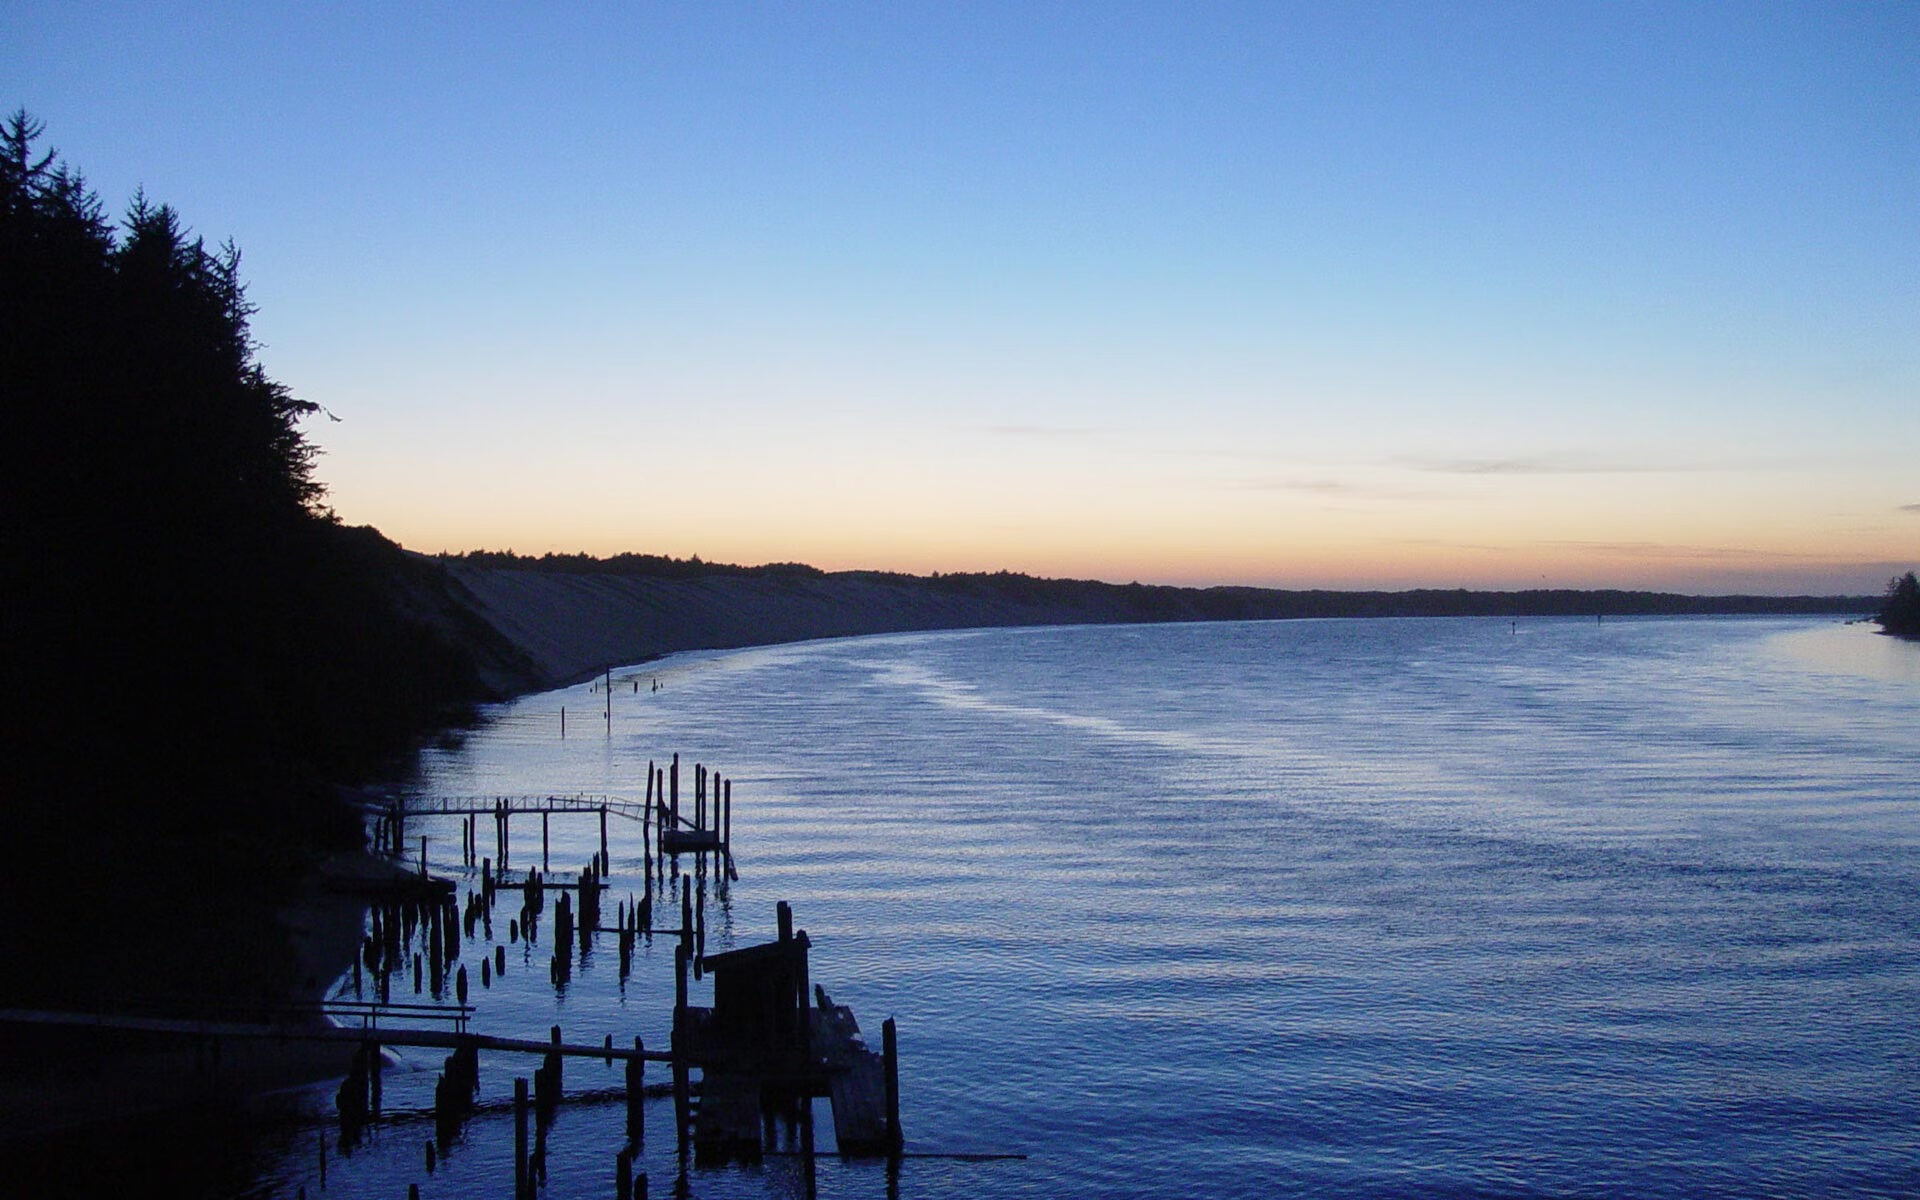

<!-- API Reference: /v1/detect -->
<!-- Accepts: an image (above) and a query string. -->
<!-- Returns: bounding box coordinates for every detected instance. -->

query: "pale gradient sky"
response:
[8,2,1916,593]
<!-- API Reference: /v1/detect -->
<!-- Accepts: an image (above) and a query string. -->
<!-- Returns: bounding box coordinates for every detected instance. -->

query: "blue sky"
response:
[7,2,1916,591]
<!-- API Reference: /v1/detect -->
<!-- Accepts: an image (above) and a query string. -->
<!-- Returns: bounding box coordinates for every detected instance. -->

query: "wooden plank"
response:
[810,1004,891,1155]
[827,1047,891,1154]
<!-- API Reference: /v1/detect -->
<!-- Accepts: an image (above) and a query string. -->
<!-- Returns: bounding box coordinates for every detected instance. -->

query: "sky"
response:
[7,2,1917,593]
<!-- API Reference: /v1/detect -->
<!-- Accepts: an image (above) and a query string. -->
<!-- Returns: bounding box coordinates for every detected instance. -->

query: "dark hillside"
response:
[1,114,496,1008]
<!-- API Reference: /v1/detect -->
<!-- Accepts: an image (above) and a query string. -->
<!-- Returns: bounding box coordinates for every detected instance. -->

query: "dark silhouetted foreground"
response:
[1,112,504,1011]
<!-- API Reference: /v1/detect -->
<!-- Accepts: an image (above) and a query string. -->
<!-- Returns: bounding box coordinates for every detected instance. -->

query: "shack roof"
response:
[702,933,808,974]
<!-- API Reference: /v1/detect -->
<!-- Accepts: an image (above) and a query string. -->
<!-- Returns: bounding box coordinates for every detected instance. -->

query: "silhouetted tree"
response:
[3,112,491,1006]
[1878,571,1920,638]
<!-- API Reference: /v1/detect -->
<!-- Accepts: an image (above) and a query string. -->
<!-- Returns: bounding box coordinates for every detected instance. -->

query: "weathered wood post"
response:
[616,1148,633,1200]
[626,1036,645,1145]
[514,1077,530,1199]
[794,931,812,1055]
[883,1018,903,1154]
[672,943,691,1162]
[600,805,609,871]
[318,1131,327,1188]
[670,754,680,830]
[723,779,732,851]
[419,835,427,877]
[778,900,793,943]
[542,811,550,871]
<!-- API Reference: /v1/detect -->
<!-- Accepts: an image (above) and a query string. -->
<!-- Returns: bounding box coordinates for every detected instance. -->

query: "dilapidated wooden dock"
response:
[674,901,902,1164]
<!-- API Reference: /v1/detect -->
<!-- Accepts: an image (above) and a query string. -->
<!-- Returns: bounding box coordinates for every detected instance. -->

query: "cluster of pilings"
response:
[332,751,789,1197]
[359,891,462,1004]
[433,1041,480,1146]
[335,1041,382,1141]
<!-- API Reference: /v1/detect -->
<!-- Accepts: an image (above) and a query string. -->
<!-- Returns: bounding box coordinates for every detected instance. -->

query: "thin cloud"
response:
[1403,453,1694,475]
[1899,503,1920,514]
[1402,451,1820,475]
[1537,540,1840,563]
[1234,477,1446,501]
[1244,478,1365,494]
[983,424,1110,438]
[1384,537,1848,564]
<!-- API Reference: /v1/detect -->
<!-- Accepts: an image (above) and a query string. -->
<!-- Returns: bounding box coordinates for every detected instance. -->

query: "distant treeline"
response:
[441,549,827,579]
[445,551,1877,621]
[2,113,500,1007]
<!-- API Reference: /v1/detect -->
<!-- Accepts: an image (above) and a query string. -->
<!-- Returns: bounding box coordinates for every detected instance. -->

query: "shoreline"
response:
[0,848,420,1143]
[434,558,1879,698]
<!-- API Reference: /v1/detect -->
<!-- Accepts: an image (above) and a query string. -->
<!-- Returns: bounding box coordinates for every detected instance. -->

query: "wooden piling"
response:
[626,1036,645,1145]
[681,887,693,961]
[672,944,691,1161]
[723,780,732,850]
[794,932,811,1055]
[883,1018,903,1153]
[542,812,549,871]
[616,1148,632,1200]
[600,805,609,871]
[514,1077,529,1199]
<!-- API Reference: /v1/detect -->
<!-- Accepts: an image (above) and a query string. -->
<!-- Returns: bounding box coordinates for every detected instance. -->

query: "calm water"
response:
[252,616,1920,1198]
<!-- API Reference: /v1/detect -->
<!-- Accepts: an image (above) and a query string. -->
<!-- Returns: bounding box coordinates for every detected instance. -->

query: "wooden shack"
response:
[675,904,901,1164]
[701,932,811,1062]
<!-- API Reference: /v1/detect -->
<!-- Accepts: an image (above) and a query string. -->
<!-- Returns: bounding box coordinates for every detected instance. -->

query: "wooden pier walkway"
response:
[374,753,736,876]
[0,1007,671,1064]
